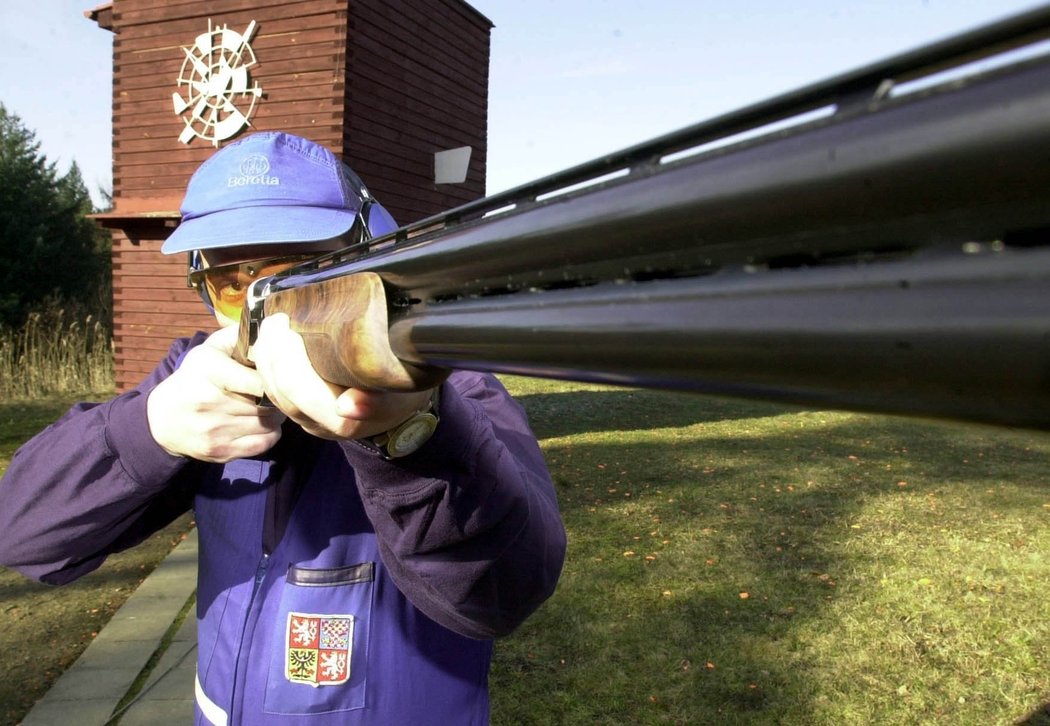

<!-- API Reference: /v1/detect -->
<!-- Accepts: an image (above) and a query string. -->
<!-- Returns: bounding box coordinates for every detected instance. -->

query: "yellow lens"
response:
[198,255,314,321]
[205,273,248,321]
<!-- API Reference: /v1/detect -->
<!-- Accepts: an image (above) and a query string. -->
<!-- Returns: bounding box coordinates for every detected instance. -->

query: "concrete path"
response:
[21,529,198,725]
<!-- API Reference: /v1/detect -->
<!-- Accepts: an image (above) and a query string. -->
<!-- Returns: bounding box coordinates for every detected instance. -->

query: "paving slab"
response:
[20,528,198,726]
[117,610,197,724]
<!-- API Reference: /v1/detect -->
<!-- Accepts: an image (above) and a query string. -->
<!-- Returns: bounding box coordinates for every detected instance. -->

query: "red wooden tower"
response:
[87,0,492,390]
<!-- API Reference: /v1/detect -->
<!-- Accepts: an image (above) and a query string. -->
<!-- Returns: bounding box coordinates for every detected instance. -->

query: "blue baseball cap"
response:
[162,131,397,254]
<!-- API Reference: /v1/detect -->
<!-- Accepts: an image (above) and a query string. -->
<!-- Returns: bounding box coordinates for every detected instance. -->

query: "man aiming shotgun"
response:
[3,5,1050,724]
[0,132,567,725]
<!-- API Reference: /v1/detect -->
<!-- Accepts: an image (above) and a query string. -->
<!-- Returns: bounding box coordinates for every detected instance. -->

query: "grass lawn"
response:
[1,383,1048,725]
[493,377,1050,725]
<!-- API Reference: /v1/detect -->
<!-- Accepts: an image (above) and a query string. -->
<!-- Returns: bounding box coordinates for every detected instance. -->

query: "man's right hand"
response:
[146,326,286,463]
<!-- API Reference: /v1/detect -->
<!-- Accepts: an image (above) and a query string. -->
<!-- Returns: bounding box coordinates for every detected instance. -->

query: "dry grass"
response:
[0,301,113,400]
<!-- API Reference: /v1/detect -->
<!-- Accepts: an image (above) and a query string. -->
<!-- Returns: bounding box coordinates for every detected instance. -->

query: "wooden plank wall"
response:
[111,228,218,391]
[104,0,491,391]
[344,0,491,222]
[111,0,350,200]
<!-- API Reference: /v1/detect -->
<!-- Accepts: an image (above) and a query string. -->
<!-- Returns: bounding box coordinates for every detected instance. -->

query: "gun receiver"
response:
[238,5,1050,430]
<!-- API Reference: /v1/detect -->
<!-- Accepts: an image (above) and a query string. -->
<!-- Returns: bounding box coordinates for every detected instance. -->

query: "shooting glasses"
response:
[189,254,318,322]
[187,200,377,322]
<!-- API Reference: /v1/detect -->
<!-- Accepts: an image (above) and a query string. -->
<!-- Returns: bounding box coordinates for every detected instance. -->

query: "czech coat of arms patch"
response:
[285,612,354,686]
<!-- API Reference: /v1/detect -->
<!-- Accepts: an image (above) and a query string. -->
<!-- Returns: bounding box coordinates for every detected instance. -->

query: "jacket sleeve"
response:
[341,371,567,640]
[0,335,207,584]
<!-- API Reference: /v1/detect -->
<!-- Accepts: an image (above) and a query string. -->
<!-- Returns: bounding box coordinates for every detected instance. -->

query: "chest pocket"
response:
[263,562,374,715]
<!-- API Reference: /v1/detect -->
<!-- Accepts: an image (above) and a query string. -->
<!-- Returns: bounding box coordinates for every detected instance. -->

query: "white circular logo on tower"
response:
[172,20,264,147]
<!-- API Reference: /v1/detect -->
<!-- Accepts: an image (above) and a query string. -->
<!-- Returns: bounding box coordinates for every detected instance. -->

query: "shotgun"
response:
[237,5,1050,431]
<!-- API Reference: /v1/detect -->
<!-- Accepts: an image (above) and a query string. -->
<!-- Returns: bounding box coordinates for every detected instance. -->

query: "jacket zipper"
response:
[253,552,271,595]
[228,455,285,724]
[227,550,270,726]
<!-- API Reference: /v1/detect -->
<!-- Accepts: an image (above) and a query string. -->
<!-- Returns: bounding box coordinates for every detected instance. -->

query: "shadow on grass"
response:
[495,441,862,723]
[517,388,799,440]
[0,563,165,602]
[1018,702,1050,725]
[490,387,1050,724]
[0,398,80,451]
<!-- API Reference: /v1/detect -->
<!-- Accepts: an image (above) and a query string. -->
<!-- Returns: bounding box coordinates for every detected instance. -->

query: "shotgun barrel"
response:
[249,4,1050,430]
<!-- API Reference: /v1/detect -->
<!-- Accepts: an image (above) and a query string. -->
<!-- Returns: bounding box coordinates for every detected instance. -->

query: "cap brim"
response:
[161,205,359,254]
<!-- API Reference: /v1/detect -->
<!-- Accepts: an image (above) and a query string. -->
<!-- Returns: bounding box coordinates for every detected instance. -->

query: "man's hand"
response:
[147,326,286,462]
[252,314,434,441]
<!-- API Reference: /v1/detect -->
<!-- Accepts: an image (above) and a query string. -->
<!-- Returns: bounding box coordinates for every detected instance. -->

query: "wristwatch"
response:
[369,388,440,459]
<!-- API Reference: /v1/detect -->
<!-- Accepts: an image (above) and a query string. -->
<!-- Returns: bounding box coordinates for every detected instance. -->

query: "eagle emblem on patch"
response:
[285,612,354,686]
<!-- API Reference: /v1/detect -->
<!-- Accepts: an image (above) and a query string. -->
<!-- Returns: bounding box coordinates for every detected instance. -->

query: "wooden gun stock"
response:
[235,272,448,392]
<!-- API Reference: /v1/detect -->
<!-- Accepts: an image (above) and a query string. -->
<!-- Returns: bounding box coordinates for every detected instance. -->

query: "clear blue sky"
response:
[0,0,1043,206]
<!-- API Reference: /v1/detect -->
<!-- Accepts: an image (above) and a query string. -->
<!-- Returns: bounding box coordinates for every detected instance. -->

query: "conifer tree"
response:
[0,104,109,327]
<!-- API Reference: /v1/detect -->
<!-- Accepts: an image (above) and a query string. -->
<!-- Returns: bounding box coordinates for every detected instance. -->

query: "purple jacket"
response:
[0,333,566,724]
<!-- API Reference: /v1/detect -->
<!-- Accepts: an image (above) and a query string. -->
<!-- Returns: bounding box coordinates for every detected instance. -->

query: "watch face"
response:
[389,414,438,457]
